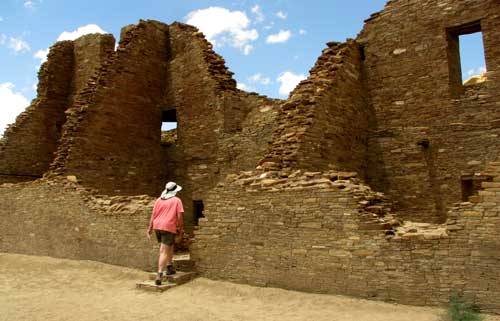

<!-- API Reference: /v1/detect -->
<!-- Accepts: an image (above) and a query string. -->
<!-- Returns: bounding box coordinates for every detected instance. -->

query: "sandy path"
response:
[1,253,498,321]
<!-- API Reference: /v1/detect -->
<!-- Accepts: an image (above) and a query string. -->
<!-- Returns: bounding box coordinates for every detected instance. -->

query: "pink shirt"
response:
[150,196,184,233]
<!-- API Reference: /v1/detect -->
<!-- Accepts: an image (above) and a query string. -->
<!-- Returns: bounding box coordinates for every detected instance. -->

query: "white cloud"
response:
[299,29,306,35]
[249,73,271,85]
[276,11,287,19]
[186,7,258,55]
[243,44,253,55]
[0,83,30,136]
[30,24,106,70]
[277,71,305,96]
[266,30,291,44]
[0,34,6,45]
[34,48,49,64]
[251,5,265,23]
[467,66,486,76]
[237,82,255,92]
[24,0,42,9]
[0,17,4,22]
[57,24,106,41]
[8,36,30,53]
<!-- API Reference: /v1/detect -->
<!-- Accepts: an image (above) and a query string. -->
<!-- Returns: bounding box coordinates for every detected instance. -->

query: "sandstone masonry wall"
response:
[259,40,370,178]
[296,41,370,174]
[0,34,114,185]
[156,23,277,228]
[2,0,499,313]
[359,0,500,222]
[191,157,500,312]
[70,34,116,105]
[50,21,171,196]
[0,179,158,270]
[0,42,74,183]
[43,21,276,230]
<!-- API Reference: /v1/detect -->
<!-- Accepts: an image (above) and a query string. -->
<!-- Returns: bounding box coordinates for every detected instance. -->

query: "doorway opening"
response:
[193,200,205,226]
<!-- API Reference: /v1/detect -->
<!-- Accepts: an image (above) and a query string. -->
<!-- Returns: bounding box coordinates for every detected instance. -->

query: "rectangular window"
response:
[446,20,486,97]
[460,32,486,86]
[161,109,177,145]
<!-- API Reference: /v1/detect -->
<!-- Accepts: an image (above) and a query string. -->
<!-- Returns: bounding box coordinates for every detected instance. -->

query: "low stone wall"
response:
[191,166,500,313]
[0,179,158,270]
[1,163,499,312]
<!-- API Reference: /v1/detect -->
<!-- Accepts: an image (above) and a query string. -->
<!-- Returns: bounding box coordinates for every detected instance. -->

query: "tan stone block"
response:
[66,175,78,183]
[291,249,307,255]
[353,249,375,257]
[462,210,482,217]
[261,179,285,187]
[328,249,352,257]
[482,182,500,188]
[298,222,322,229]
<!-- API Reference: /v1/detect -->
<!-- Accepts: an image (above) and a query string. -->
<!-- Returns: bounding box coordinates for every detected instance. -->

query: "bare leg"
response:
[158,243,169,273]
[166,244,174,266]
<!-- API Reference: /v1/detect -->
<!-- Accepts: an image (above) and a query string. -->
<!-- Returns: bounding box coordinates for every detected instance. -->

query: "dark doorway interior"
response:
[193,200,205,226]
[461,175,492,201]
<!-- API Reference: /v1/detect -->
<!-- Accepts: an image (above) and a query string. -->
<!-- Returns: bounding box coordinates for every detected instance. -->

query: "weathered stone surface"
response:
[1,0,500,315]
[359,0,500,223]
[0,36,114,182]
[0,20,277,229]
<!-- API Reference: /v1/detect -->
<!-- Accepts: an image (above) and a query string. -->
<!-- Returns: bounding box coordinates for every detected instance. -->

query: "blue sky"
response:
[0,0,487,135]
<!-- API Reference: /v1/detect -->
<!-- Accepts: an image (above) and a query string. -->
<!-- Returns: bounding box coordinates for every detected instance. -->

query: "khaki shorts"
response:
[154,230,175,246]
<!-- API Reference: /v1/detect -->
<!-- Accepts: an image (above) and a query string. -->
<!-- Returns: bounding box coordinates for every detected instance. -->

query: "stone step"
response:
[173,252,196,272]
[148,271,198,285]
[136,271,197,293]
[136,281,177,292]
[136,252,196,292]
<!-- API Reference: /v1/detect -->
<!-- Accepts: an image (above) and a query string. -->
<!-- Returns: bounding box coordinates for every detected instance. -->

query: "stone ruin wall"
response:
[191,156,500,313]
[0,35,114,184]
[259,40,370,178]
[159,23,278,227]
[0,17,280,263]
[0,0,499,313]
[49,21,172,196]
[0,20,277,230]
[189,0,500,312]
[0,178,158,270]
[360,0,500,223]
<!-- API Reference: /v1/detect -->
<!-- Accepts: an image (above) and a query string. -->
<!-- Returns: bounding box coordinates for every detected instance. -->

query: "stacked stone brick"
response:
[0,42,74,182]
[1,0,500,314]
[191,159,500,311]
[359,0,500,223]
[260,40,369,177]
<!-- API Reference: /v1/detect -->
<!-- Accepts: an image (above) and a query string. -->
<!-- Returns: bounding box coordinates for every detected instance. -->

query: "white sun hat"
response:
[160,181,182,199]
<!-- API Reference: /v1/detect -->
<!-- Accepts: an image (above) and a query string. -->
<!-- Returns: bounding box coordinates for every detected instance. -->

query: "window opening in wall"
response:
[461,175,492,201]
[461,178,474,201]
[446,20,486,97]
[193,200,205,226]
[460,32,486,85]
[161,109,177,146]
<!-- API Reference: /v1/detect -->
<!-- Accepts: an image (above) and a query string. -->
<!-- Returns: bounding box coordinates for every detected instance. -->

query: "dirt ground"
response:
[1,253,499,321]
